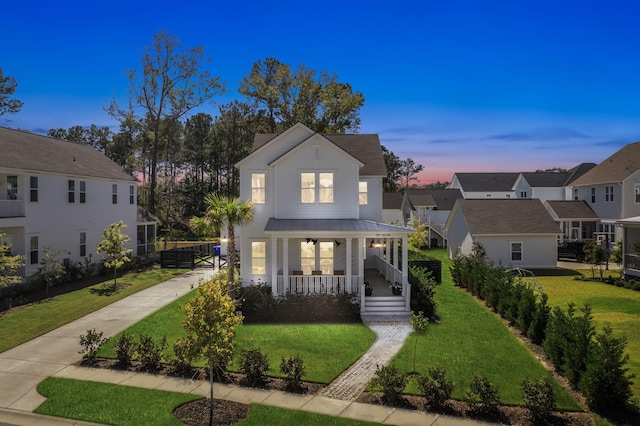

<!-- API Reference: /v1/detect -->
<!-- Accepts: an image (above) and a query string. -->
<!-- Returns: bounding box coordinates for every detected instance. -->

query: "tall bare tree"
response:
[0,67,24,119]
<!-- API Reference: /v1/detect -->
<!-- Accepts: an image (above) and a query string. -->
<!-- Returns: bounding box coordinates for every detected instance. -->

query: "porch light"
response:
[221,235,228,242]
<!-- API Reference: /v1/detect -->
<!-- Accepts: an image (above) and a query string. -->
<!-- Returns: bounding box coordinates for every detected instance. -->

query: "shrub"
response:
[78,329,107,363]
[240,348,270,387]
[137,334,167,370]
[371,365,409,405]
[170,338,194,373]
[527,293,550,345]
[113,332,136,367]
[416,367,454,409]
[463,375,500,415]
[240,281,275,318]
[409,266,438,319]
[522,378,556,422]
[280,355,305,392]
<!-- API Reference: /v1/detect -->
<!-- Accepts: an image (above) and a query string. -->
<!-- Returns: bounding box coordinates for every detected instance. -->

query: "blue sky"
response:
[3,0,640,183]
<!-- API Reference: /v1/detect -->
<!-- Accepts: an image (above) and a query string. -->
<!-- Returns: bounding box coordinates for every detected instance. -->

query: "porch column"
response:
[271,237,278,296]
[358,237,365,314]
[403,235,410,312]
[282,237,289,297]
[345,237,352,293]
[393,237,399,270]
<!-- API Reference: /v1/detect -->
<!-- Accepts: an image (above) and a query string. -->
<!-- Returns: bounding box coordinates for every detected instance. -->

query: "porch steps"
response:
[363,295,408,314]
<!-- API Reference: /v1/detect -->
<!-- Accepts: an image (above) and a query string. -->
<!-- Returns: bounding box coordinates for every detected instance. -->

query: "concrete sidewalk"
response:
[0,266,494,426]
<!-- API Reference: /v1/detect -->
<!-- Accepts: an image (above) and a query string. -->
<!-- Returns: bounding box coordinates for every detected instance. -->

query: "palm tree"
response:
[190,193,254,283]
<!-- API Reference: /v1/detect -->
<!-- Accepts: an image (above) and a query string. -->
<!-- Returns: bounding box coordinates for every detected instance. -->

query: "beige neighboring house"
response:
[445,198,560,269]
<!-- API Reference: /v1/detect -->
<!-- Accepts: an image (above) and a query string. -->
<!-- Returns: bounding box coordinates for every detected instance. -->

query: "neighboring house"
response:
[0,127,139,279]
[382,192,408,225]
[617,216,640,278]
[449,172,520,199]
[235,123,412,314]
[515,163,595,203]
[444,199,560,269]
[544,200,599,242]
[569,142,640,243]
[136,206,159,258]
[405,188,462,247]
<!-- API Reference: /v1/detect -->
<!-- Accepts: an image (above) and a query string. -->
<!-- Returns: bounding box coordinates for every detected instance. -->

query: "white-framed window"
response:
[520,190,527,198]
[80,181,86,204]
[636,184,640,203]
[251,173,266,204]
[251,241,266,274]
[80,231,87,257]
[30,176,38,202]
[591,187,596,203]
[129,185,134,205]
[300,172,333,204]
[319,241,334,274]
[1,234,13,255]
[510,241,522,262]
[573,188,579,201]
[6,176,17,200]
[359,181,368,205]
[605,185,614,202]
[68,180,75,203]
[29,235,39,265]
[112,184,118,204]
[300,241,315,274]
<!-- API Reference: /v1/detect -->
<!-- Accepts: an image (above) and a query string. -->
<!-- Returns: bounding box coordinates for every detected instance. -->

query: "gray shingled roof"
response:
[253,132,386,176]
[264,218,411,234]
[382,192,404,210]
[521,163,597,187]
[571,142,640,186]
[454,173,519,192]
[0,127,136,182]
[454,199,560,235]
[407,189,462,210]
[545,201,599,220]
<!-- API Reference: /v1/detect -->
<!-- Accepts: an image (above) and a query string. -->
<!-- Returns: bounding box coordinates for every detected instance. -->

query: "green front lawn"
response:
[0,267,189,353]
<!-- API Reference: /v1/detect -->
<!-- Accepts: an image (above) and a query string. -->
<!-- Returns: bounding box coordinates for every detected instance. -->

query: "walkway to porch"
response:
[364,268,394,296]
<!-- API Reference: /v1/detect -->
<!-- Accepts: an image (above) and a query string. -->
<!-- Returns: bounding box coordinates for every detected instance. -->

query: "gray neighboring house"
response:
[382,192,408,225]
[405,188,462,247]
[449,172,520,199]
[445,198,560,268]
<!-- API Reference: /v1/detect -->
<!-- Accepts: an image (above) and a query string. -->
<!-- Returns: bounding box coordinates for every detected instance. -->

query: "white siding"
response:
[477,235,557,269]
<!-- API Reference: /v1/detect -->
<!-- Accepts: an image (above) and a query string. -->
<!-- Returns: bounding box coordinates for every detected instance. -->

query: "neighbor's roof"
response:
[521,163,597,187]
[545,200,599,220]
[0,127,136,181]
[453,173,519,192]
[137,206,160,224]
[453,199,560,235]
[253,132,386,176]
[571,142,640,186]
[382,192,404,210]
[264,218,411,234]
[407,188,462,210]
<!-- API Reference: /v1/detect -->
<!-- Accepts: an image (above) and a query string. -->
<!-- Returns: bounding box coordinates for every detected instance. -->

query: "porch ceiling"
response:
[264,218,411,236]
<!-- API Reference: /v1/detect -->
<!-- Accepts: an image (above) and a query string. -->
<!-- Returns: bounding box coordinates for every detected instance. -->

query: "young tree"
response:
[97,221,133,288]
[0,233,24,288]
[399,158,425,188]
[37,246,69,296]
[584,241,605,279]
[190,194,254,283]
[0,67,24,118]
[381,145,402,192]
[408,217,428,249]
[177,275,242,426]
[111,30,226,214]
[410,311,429,373]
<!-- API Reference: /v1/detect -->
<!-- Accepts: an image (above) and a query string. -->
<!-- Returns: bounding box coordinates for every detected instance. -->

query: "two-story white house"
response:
[0,127,139,280]
[235,123,412,314]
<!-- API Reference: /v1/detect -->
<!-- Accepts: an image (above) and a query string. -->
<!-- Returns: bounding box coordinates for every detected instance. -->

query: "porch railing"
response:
[0,200,24,218]
[277,275,359,296]
[624,253,640,271]
[374,255,405,284]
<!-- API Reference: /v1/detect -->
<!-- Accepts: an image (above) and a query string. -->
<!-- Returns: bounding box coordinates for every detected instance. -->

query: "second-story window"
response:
[251,173,266,204]
[68,180,75,203]
[574,188,579,201]
[301,172,334,204]
[7,176,17,200]
[359,181,368,205]
[30,176,38,202]
[80,181,86,203]
[591,187,596,203]
[520,191,527,198]
[129,185,135,205]
[112,184,118,204]
[605,185,614,202]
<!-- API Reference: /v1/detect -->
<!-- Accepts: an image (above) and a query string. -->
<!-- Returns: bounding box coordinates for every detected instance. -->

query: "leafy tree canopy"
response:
[0,67,24,118]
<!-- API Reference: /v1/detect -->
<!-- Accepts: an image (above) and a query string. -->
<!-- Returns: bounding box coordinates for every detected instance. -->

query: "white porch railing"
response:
[374,255,405,285]
[0,200,24,218]
[277,275,360,296]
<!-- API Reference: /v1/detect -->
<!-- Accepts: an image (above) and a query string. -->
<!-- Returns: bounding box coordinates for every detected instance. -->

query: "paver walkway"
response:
[321,314,413,400]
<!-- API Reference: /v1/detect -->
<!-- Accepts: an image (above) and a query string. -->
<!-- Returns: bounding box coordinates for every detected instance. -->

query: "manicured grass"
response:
[35,377,381,426]
[388,249,581,410]
[98,290,376,384]
[0,268,189,353]
[532,267,640,398]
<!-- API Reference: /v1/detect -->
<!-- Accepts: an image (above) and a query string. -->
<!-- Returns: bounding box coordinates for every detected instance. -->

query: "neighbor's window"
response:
[112,184,118,204]
[636,184,640,203]
[605,185,614,202]
[6,176,17,200]
[520,191,527,198]
[1,234,13,255]
[251,241,266,274]
[251,173,266,204]
[510,242,522,262]
[80,232,86,257]
[30,235,39,265]
[574,188,579,201]
[30,176,38,202]
[319,242,334,274]
[300,241,315,275]
[359,181,368,205]
[129,185,134,205]
[79,181,86,204]
[591,187,596,203]
[68,180,75,203]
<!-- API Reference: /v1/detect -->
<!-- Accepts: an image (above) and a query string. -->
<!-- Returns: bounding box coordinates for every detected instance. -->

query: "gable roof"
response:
[520,163,597,187]
[545,200,599,220]
[450,199,560,235]
[0,127,136,182]
[453,173,520,192]
[253,132,386,176]
[571,142,640,186]
[407,188,462,210]
[382,192,404,210]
